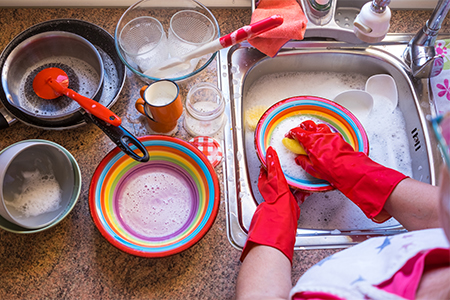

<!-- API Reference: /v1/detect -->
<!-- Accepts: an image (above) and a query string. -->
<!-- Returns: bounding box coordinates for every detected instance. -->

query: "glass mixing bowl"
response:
[115,0,220,83]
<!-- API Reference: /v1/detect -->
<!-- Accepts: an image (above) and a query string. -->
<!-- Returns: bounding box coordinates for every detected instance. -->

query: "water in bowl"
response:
[115,162,198,240]
[3,147,63,219]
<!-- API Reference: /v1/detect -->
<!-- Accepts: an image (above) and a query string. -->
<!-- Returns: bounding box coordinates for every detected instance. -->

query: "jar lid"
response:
[188,136,223,168]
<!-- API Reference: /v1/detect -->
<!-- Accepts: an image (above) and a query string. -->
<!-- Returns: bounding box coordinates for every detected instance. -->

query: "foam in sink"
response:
[244,71,412,230]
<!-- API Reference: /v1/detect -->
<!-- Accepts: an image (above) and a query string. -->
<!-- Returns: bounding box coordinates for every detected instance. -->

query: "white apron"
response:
[290,228,450,300]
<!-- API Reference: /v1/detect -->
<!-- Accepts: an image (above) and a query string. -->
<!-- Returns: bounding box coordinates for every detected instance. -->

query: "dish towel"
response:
[430,39,450,114]
[248,0,308,58]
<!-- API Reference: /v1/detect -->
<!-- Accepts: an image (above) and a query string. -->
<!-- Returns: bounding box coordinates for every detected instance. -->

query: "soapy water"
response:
[271,115,333,181]
[144,84,176,106]
[244,71,413,230]
[5,169,62,218]
[144,56,201,79]
[95,47,120,107]
[116,166,196,239]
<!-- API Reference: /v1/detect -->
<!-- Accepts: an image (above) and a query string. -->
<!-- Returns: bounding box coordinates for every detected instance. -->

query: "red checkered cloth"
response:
[189,137,223,167]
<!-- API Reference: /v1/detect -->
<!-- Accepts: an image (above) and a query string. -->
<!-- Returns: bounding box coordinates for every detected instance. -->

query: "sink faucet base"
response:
[405,0,450,78]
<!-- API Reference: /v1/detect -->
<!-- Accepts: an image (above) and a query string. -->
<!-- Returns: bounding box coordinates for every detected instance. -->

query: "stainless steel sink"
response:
[217,35,444,250]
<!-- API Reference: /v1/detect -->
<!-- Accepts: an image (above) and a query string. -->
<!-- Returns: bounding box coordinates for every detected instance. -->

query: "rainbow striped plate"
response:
[89,135,220,257]
[255,96,369,192]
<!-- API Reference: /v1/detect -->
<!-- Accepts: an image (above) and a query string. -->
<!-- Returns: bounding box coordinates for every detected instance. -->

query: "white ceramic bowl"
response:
[0,140,81,232]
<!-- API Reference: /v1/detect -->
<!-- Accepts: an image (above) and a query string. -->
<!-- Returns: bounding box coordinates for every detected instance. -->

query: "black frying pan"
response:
[0,19,149,163]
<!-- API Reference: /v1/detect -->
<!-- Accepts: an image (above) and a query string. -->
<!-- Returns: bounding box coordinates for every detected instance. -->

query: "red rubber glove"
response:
[240,146,305,263]
[288,120,408,223]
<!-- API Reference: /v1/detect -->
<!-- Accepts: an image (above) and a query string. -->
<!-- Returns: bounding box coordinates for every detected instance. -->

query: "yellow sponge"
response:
[246,105,268,131]
[282,137,307,155]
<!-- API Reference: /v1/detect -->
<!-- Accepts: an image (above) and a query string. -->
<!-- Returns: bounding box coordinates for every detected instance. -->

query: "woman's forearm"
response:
[384,178,441,231]
[236,244,292,300]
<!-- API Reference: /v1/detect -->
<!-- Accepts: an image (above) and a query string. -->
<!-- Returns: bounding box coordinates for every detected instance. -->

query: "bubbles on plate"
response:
[269,115,321,181]
[117,166,195,239]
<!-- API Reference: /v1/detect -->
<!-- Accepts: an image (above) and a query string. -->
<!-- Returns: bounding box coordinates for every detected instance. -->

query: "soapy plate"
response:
[255,96,369,191]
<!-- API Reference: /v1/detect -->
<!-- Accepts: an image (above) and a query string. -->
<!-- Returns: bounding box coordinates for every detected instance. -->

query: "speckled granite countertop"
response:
[0,6,446,300]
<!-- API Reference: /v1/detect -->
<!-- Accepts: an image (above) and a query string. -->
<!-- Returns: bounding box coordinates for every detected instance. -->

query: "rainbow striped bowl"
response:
[89,135,220,257]
[255,96,369,192]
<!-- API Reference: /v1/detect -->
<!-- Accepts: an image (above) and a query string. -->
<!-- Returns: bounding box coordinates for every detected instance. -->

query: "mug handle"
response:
[135,85,158,123]
[140,85,148,98]
[135,98,146,115]
[135,98,157,123]
[135,86,148,115]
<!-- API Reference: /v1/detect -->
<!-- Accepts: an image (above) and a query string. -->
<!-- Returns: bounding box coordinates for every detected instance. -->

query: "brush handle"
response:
[219,15,284,48]
[183,15,284,61]
[47,78,122,127]
[156,15,284,72]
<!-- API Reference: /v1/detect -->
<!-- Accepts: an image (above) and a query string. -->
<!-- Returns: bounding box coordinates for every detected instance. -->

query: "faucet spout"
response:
[405,0,450,78]
[426,0,450,33]
[353,0,391,43]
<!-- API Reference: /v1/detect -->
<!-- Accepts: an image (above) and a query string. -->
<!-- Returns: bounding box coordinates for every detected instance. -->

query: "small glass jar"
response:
[184,82,225,137]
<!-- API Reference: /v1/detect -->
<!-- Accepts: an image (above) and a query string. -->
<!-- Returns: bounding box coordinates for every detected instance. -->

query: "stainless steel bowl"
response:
[1,31,104,121]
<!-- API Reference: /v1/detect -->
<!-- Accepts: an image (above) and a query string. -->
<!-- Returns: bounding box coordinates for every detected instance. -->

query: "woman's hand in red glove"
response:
[241,146,306,263]
[286,120,362,184]
[287,120,408,223]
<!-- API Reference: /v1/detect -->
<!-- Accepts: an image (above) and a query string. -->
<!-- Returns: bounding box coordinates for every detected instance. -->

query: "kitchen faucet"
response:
[304,0,450,78]
[304,0,391,29]
[404,0,450,78]
[302,0,392,42]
